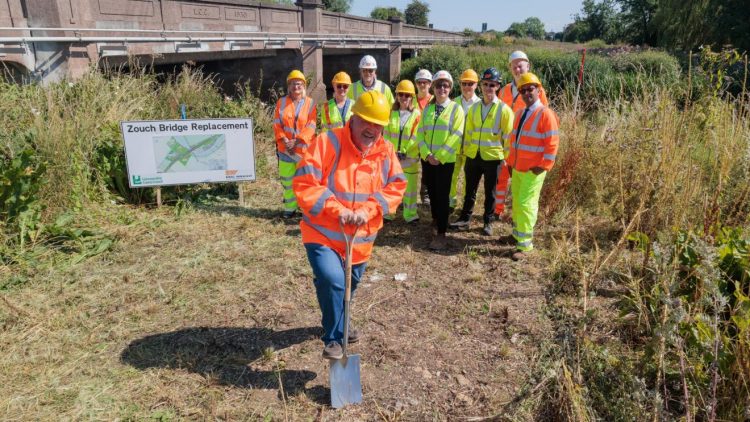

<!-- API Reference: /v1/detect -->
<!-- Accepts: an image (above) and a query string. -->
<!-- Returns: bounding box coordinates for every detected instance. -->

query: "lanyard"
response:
[291,97,305,136]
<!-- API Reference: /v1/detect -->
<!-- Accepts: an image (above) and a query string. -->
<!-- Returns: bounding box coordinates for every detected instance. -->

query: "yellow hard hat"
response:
[351,90,390,126]
[395,80,416,96]
[459,69,479,83]
[286,69,306,84]
[516,72,542,89]
[331,71,352,85]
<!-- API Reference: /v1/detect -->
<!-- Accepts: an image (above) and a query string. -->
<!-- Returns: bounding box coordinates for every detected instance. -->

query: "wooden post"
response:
[238,183,245,206]
[155,187,162,207]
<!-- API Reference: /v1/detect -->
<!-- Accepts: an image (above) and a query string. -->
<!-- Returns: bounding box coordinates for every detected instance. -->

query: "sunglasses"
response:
[461,82,475,87]
[482,82,499,89]
[335,84,349,89]
[361,69,375,73]
[434,83,451,89]
[397,93,412,98]
[417,80,431,84]
[519,86,537,94]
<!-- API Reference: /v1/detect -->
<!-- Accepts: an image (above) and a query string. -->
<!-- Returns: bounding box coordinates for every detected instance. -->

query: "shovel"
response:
[330,223,362,409]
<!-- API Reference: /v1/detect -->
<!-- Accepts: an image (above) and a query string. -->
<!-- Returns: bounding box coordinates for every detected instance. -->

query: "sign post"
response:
[121,118,256,194]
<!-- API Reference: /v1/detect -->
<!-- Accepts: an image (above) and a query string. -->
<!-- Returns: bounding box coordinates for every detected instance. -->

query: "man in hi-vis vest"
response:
[348,55,395,107]
[501,73,558,261]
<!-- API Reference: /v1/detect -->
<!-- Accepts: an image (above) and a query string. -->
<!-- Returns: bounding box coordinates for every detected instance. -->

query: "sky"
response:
[349,0,584,33]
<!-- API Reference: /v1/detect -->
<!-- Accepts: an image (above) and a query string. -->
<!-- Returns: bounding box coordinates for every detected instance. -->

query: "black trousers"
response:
[460,156,503,224]
[421,160,455,234]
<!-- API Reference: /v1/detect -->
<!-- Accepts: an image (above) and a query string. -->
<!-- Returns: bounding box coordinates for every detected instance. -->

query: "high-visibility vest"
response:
[383,110,421,171]
[348,79,395,106]
[507,103,559,172]
[463,99,514,161]
[416,101,465,164]
[499,82,549,113]
[292,124,407,264]
[274,95,316,163]
[453,94,480,155]
[319,98,353,130]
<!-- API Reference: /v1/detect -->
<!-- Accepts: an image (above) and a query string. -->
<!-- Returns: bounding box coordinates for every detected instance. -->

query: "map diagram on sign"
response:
[153,134,227,173]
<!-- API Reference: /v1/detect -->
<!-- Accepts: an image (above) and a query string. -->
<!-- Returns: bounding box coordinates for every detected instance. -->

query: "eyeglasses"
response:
[434,83,451,90]
[397,93,412,98]
[461,82,476,87]
[289,81,304,87]
[482,82,499,89]
[361,69,375,73]
[416,80,431,84]
[335,84,349,90]
[519,86,537,94]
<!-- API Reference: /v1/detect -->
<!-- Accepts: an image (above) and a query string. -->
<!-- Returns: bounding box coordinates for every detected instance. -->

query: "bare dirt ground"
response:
[1,176,553,421]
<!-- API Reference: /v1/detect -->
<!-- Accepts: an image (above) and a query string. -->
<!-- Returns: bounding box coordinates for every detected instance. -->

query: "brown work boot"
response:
[322,342,343,360]
[428,233,448,251]
[511,250,526,261]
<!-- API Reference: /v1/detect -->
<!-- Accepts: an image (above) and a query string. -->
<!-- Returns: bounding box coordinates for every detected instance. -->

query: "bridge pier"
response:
[298,0,326,105]
[387,16,403,83]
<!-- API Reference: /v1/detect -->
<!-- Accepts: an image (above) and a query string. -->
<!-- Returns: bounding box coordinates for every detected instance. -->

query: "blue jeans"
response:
[305,243,367,345]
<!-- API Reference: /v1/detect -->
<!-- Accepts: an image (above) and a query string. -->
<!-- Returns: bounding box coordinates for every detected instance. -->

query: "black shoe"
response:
[322,342,343,360]
[282,209,296,219]
[482,223,493,236]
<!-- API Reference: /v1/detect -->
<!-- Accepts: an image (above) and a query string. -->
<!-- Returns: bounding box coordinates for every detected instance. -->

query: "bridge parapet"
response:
[0,0,469,98]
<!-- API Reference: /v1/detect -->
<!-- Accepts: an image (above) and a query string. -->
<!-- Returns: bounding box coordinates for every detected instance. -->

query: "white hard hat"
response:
[509,50,529,63]
[414,69,433,82]
[432,70,453,85]
[359,55,377,69]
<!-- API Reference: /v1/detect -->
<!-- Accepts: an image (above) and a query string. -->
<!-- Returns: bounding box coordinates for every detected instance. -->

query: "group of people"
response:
[272,51,559,359]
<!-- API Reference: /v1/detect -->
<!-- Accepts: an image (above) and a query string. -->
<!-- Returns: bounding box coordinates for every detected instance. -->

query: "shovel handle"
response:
[339,222,360,354]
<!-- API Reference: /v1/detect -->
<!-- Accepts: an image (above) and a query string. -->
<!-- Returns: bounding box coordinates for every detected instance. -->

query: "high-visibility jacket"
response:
[416,101,465,164]
[292,123,407,264]
[463,99,514,161]
[499,82,549,113]
[507,101,559,172]
[453,94,481,156]
[383,110,421,171]
[348,79,395,106]
[274,95,317,163]
[319,98,353,131]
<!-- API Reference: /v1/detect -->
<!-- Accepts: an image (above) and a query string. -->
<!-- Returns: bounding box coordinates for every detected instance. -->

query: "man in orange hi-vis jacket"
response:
[292,90,407,360]
[274,69,317,219]
[495,51,550,220]
[500,72,559,261]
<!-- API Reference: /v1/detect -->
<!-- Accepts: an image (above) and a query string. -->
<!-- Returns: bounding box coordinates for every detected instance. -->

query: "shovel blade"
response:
[329,354,362,409]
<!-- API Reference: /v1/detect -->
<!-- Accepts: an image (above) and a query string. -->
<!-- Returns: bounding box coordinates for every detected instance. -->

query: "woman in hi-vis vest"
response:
[319,72,353,131]
[273,70,317,218]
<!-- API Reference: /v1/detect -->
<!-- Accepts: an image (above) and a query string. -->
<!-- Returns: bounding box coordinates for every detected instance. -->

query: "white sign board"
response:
[121,118,255,187]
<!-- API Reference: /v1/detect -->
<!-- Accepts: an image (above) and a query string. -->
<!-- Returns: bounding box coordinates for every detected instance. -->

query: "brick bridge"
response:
[0,0,468,101]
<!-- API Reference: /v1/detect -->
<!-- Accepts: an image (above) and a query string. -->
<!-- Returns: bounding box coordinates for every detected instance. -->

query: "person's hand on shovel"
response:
[339,209,368,226]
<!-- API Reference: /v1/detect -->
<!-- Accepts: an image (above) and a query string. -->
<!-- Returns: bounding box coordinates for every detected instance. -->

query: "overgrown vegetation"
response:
[1,67,274,285]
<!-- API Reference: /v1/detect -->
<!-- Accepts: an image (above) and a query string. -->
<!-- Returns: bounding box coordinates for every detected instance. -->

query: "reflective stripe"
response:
[303,215,378,244]
[295,164,322,180]
[326,130,342,189]
[381,157,390,186]
[400,157,419,168]
[518,130,558,139]
[280,174,294,182]
[516,239,532,247]
[283,196,297,204]
[516,144,545,153]
[334,191,371,202]
[496,190,506,195]
[403,203,418,210]
[543,153,556,161]
[513,229,533,238]
[278,151,301,163]
[310,189,333,216]
[373,192,389,214]
[477,128,497,134]
[404,192,418,198]
[440,144,456,154]
[387,173,406,184]
[306,122,316,129]
[476,140,502,148]
[451,129,463,138]
[425,125,451,131]
[273,118,281,124]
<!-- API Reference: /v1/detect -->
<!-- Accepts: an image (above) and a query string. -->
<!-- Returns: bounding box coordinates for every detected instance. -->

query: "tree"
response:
[523,17,546,39]
[505,22,528,38]
[322,0,351,13]
[370,6,403,20]
[405,0,430,27]
[619,0,657,45]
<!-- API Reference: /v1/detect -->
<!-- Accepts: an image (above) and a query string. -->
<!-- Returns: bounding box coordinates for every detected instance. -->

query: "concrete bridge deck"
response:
[1,0,468,100]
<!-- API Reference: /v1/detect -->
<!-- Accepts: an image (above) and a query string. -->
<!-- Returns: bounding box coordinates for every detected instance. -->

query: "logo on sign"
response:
[132,175,142,185]
[225,170,238,176]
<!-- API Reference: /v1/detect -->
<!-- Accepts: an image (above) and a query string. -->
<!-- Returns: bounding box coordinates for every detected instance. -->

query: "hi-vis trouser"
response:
[449,154,466,209]
[511,169,546,251]
[278,152,300,211]
[385,158,419,222]
[494,162,512,215]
